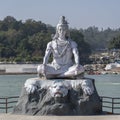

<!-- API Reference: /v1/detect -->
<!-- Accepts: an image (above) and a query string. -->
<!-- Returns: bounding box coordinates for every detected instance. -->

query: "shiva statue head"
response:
[53,16,70,40]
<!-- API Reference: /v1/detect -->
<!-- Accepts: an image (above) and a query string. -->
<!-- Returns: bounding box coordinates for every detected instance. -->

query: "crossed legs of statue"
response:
[37,64,84,79]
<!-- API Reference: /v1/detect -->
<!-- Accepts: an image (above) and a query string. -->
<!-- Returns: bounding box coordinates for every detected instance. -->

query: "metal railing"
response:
[0,96,19,113]
[0,96,120,114]
[101,96,120,114]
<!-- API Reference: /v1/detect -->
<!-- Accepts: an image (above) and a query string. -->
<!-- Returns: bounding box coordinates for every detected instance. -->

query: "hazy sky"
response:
[0,0,120,29]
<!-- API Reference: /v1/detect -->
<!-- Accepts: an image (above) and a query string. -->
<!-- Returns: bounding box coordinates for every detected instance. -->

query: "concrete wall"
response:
[0,64,39,73]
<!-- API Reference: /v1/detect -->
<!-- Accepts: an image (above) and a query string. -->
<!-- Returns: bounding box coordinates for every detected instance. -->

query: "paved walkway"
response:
[0,114,120,120]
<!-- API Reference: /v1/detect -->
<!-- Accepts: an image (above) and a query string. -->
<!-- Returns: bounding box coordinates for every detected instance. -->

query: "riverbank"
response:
[0,64,38,74]
[0,114,120,120]
[0,63,120,75]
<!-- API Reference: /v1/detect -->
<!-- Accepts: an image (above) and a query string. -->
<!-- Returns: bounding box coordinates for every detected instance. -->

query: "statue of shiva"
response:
[37,16,84,79]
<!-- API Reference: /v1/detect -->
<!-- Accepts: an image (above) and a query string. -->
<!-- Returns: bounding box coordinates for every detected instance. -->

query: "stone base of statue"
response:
[13,77,102,115]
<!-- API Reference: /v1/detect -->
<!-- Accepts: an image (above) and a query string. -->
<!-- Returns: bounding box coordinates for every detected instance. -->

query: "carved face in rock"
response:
[49,82,70,98]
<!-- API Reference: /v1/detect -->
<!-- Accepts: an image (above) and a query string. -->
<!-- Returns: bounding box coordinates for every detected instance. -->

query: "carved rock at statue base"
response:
[13,78,102,115]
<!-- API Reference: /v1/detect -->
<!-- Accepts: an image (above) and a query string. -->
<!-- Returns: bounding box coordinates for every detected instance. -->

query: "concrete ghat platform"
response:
[0,114,120,120]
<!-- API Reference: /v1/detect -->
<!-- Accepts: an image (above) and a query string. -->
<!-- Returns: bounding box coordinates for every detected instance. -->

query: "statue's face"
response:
[57,25,68,39]
[49,82,69,98]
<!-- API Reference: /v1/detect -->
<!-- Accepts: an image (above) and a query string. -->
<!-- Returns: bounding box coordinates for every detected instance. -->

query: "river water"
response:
[0,74,120,113]
[0,74,120,97]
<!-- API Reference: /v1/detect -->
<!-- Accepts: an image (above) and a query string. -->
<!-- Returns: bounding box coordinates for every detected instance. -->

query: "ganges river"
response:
[0,74,120,97]
[0,74,120,113]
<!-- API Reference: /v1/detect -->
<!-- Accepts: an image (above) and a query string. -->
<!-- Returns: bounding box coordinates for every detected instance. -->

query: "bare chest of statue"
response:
[51,40,73,65]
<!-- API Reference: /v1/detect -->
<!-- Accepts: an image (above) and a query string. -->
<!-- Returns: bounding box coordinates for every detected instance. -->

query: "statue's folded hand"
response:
[54,64,61,70]
[41,64,46,75]
[37,64,46,76]
[74,64,79,75]
[74,64,84,75]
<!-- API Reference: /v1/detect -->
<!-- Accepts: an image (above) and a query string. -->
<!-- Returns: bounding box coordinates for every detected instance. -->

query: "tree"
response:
[70,29,91,64]
[108,35,120,49]
[29,32,51,56]
[21,19,47,36]
[80,27,120,51]
[0,16,92,64]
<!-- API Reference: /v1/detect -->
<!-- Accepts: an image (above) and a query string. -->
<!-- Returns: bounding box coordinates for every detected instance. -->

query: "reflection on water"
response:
[0,74,120,97]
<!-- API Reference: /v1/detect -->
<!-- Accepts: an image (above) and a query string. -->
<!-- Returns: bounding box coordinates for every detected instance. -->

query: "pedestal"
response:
[13,77,102,115]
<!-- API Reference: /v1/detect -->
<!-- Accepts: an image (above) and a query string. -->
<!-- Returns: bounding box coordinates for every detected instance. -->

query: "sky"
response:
[0,0,120,30]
